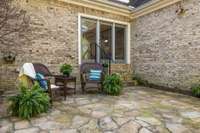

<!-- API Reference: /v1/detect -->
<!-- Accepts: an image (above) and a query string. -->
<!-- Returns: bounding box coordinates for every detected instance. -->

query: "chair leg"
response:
[98,83,102,92]
[81,83,85,94]
[47,80,53,105]
[74,80,76,94]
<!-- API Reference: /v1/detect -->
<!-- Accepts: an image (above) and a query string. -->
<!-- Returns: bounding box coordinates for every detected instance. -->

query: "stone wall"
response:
[111,64,133,81]
[0,0,130,92]
[131,0,200,90]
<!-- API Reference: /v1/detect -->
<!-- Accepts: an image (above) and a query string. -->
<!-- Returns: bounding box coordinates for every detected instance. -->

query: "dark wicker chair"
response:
[33,63,60,103]
[80,63,104,93]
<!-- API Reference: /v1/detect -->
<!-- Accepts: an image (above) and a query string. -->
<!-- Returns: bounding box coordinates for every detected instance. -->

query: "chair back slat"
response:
[80,63,103,73]
[33,63,52,76]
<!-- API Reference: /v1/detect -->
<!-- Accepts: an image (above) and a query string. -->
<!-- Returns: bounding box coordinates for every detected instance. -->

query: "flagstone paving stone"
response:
[99,116,118,131]
[136,117,162,126]
[0,86,200,133]
[14,120,30,130]
[139,128,153,133]
[0,119,13,133]
[14,127,40,133]
[49,129,77,133]
[118,121,141,133]
[78,119,100,133]
[180,111,200,119]
[113,116,134,126]
[71,115,90,128]
[165,123,190,133]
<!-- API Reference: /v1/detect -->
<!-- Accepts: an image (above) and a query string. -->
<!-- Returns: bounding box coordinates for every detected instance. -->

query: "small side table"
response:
[54,75,76,100]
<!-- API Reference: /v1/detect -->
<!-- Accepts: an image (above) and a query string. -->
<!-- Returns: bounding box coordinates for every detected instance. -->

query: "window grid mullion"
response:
[112,23,115,63]
[125,27,128,63]
[96,20,100,63]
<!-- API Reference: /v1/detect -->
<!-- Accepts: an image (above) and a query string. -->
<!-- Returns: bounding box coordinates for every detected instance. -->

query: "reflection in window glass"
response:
[100,21,112,60]
[115,24,126,61]
[81,18,97,62]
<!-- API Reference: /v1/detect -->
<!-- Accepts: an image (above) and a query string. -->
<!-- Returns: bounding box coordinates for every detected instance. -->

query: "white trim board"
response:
[79,13,130,25]
[78,13,131,65]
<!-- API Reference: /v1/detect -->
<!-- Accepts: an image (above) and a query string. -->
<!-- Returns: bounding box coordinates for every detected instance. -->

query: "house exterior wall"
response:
[0,0,131,92]
[131,0,200,90]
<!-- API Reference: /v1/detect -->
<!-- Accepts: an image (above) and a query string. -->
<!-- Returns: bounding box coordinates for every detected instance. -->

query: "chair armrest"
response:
[51,75,60,78]
[45,79,51,88]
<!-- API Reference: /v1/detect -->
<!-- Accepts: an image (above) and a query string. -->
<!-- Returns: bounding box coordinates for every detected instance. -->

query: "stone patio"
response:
[0,86,200,133]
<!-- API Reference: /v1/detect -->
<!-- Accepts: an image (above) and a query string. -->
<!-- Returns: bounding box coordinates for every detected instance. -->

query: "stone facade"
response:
[131,0,200,90]
[1,0,200,93]
[0,0,130,91]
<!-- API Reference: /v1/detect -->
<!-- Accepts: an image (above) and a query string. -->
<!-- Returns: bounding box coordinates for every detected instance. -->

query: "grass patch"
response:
[152,102,174,110]
[139,109,154,117]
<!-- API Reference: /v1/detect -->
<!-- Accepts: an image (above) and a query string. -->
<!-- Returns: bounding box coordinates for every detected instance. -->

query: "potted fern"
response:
[60,64,73,77]
[103,73,123,96]
[8,83,50,119]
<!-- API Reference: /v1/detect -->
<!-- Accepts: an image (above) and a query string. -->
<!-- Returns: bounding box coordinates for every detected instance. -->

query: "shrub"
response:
[8,83,50,119]
[103,73,123,96]
[191,84,200,97]
[60,64,73,76]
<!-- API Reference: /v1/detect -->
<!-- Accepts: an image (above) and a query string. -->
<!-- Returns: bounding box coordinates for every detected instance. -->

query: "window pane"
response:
[115,24,126,61]
[81,18,97,62]
[100,21,112,60]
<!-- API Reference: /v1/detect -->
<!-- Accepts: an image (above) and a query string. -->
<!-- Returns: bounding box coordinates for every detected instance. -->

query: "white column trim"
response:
[112,23,115,62]
[96,20,100,63]
[78,14,81,65]
[126,23,131,64]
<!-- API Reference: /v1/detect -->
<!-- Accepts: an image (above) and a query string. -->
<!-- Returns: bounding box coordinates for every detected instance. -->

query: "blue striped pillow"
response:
[89,69,102,81]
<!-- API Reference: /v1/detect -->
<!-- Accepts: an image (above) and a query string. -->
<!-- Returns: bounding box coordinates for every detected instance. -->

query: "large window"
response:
[80,16,128,64]
[81,18,96,62]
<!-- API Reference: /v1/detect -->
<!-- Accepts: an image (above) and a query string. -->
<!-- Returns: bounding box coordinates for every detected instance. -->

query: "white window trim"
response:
[78,13,130,65]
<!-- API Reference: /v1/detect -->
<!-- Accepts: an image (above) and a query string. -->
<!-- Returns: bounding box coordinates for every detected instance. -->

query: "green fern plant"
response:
[8,83,50,119]
[103,73,123,96]
[60,64,73,77]
[191,84,200,97]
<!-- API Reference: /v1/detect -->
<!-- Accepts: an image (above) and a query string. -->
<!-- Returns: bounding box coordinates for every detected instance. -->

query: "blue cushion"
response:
[89,69,102,81]
[36,73,48,91]
[90,70,102,73]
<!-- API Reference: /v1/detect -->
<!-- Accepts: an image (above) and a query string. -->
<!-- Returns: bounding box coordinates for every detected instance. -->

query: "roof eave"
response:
[131,0,183,19]
[58,0,132,18]
[58,0,183,20]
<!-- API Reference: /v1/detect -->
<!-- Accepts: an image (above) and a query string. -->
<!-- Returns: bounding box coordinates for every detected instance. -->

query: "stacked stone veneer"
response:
[111,64,133,81]
[0,0,130,92]
[131,0,200,90]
